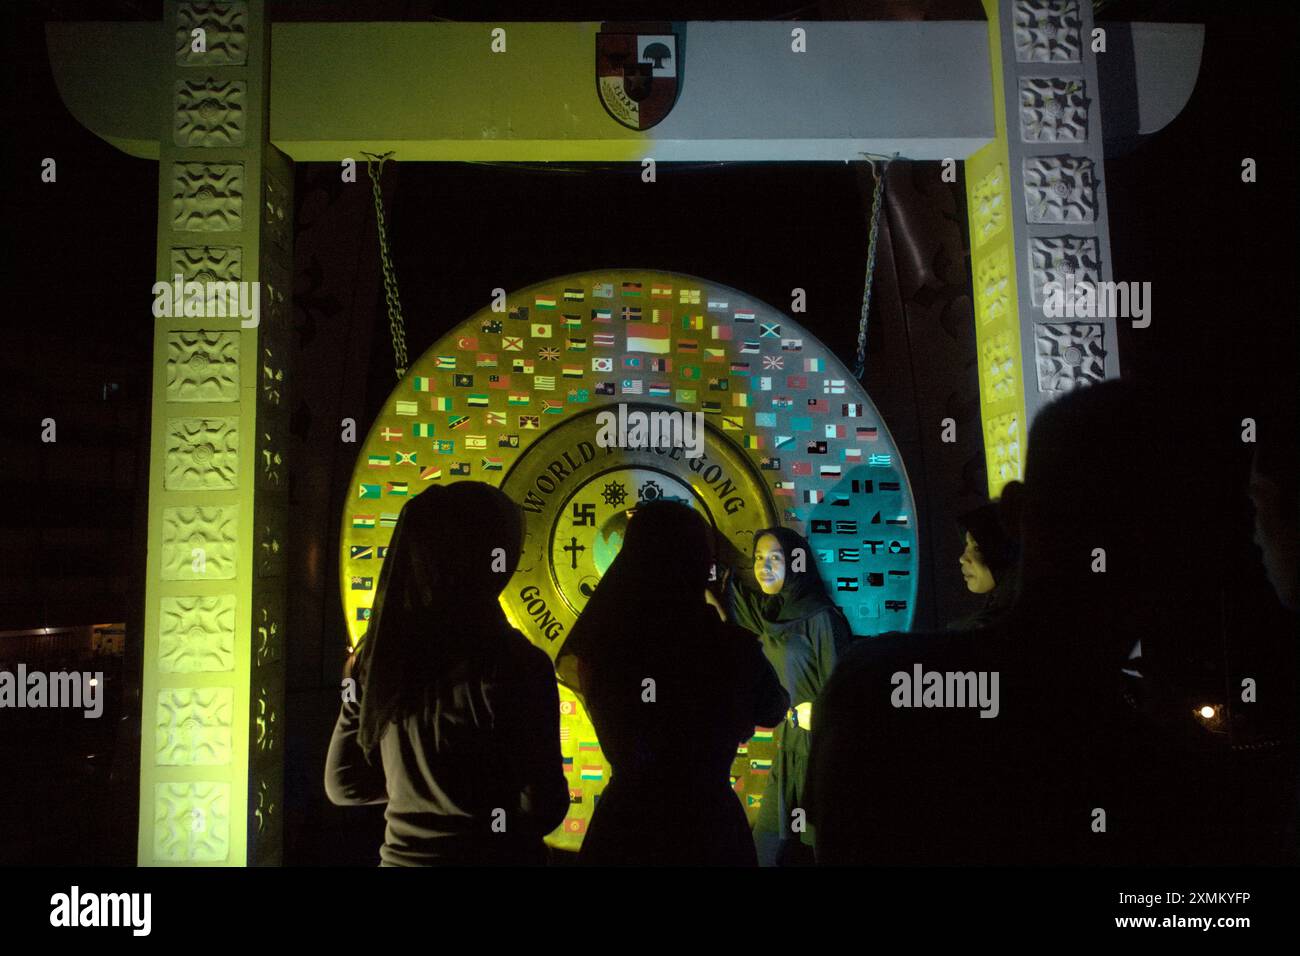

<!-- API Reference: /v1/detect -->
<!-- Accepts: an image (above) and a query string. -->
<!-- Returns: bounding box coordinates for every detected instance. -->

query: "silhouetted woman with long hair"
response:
[724,526,853,865]
[325,482,569,865]
[557,501,789,866]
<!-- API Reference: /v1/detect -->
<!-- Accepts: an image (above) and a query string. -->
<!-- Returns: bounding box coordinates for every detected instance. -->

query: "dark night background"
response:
[2,0,1295,867]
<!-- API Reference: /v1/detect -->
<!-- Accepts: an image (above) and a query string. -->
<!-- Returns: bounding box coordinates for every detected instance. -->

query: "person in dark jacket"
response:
[557,501,789,866]
[724,526,853,866]
[325,482,569,866]
[808,380,1241,865]
[949,481,1023,631]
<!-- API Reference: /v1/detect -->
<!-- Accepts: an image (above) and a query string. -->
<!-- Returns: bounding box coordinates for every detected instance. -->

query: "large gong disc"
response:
[341,269,918,849]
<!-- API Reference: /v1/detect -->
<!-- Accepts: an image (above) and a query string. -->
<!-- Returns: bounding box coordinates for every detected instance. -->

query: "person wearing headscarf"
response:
[808,380,1249,865]
[324,482,569,866]
[949,481,1023,631]
[723,526,853,866]
[556,500,789,866]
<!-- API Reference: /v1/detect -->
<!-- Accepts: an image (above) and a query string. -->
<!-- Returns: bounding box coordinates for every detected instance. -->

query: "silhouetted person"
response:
[724,527,853,866]
[1249,410,1298,611]
[949,482,1023,630]
[557,501,789,866]
[809,380,1237,865]
[1247,408,1299,860]
[325,482,569,865]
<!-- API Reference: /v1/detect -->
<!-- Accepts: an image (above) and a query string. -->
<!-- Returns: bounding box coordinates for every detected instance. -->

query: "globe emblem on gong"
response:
[554,468,706,610]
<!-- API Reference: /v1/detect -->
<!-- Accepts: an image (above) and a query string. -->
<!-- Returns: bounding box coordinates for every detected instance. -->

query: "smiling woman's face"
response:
[754,534,787,595]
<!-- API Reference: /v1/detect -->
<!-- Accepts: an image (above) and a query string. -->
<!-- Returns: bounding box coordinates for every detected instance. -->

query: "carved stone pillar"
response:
[966,0,1118,494]
[139,0,290,866]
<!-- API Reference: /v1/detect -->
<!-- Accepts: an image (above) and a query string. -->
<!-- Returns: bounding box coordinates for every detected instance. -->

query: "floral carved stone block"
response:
[1020,77,1088,142]
[168,247,243,317]
[984,412,1023,484]
[1035,322,1106,392]
[170,246,242,284]
[173,163,244,232]
[1014,0,1082,63]
[155,687,234,766]
[176,1,248,66]
[973,246,1012,327]
[161,505,238,580]
[1029,235,1100,308]
[981,328,1018,405]
[174,79,245,147]
[166,331,240,402]
[165,418,239,491]
[159,595,236,673]
[154,782,230,863]
[971,164,1008,248]
[1023,156,1096,224]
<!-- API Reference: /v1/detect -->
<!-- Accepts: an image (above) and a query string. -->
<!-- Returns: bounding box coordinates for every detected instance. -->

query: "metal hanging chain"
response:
[854,153,895,381]
[363,151,410,381]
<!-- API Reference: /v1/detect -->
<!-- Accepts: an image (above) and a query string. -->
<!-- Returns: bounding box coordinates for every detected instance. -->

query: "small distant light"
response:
[1199,705,1215,719]
[88,678,99,687]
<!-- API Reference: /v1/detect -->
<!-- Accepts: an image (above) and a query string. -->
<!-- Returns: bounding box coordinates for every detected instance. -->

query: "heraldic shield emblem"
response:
[596,22,682,131]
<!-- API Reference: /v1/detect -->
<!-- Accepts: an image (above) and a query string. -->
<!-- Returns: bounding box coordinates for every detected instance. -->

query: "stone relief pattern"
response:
[1013,0,1082,63]
[167,247,243,320]
[255,683,280,756]
[159,595,236,673]
[1035,322,1106,392]
[154,782,230,863]
[971,164,1008,248]
[261,340,285,409]
[165,417,240,491]
[155,687,234,766]
[973,246,1012,327]
[171,245,243,284]
[257,257,289,411]
[1020,77,1088,142]
[254,598,282,667]
[161,505,238,580]
[172,162,244,232]
[1023,156,1096,224]
[176,1,248,66]
[256,506,286,578]
[264,171,291,253]
[166,330,240,402]
[984,411,1023,484]
[981,328,1018,405]
[257,426,285,491]
[174,79,246,148]
[1029,235,1100,307]
[254,775,278,838]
